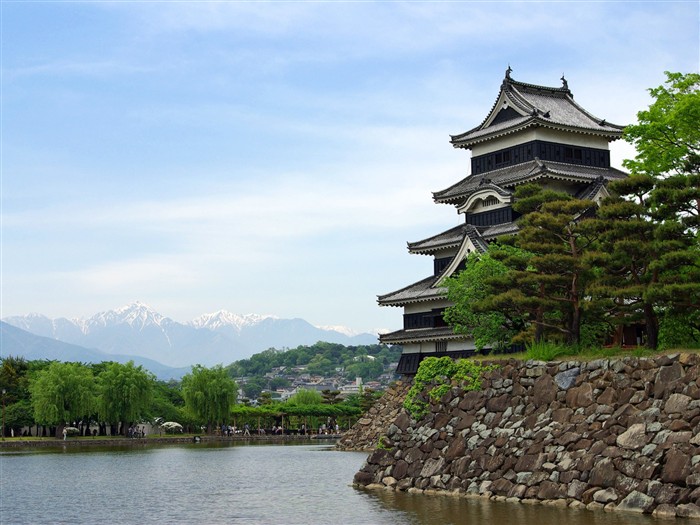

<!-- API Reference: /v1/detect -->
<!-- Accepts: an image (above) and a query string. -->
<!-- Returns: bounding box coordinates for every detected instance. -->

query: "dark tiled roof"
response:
[450,75,625,149]
[475,182,513,198]
[408,223,490,254]
[464,225,489,253]
[408,224,465,254]
[575,175,608,201]
[377,275,446,306]
[480,222,519,239]
[379,326,464,344]
[433,159,627,205]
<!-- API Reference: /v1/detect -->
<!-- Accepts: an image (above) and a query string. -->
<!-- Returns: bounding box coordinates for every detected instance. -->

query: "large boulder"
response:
[617,490,655,514]
[616,423,648,450]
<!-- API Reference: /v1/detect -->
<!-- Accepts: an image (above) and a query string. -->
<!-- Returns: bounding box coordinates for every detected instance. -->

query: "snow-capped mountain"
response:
[3,302,379,368]
[81,301,170,332]
[189,310,274,333]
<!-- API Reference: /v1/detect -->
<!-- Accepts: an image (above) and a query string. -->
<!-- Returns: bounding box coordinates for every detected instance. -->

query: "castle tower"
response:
[379,69,627,375]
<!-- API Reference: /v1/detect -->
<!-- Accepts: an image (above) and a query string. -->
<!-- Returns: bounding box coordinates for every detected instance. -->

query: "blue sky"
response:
[2,1,698,334]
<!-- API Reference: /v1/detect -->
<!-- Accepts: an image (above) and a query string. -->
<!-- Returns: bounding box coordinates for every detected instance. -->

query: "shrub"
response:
[403,357,496,419]
[525,341,571,361]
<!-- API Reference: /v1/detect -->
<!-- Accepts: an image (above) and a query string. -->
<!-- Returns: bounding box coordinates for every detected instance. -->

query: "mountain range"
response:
[1,302,379,375]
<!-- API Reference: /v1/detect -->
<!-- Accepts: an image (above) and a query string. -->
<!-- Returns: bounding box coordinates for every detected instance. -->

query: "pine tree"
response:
[589,72,700,349]
[500,184,598,345]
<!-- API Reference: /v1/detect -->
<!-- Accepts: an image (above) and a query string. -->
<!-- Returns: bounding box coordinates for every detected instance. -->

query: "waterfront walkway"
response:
[0,433,343,448]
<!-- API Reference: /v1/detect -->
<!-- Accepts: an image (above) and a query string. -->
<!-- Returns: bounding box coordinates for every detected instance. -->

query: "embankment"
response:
[352,354,700,519]
[337,380,410,451]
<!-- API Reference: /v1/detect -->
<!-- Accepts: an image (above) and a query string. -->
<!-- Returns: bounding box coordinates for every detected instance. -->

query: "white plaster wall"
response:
[403,299,452,315]
[472,128,610,156]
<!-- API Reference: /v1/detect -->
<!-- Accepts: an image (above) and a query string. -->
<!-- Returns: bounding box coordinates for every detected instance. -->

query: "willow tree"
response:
[181,365,238,433]
[287,388,323,406]
[98,361,154,436]
[29,361,96,437]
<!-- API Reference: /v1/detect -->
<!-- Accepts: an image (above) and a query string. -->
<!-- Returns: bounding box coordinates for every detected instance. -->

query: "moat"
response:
[1,441,654,524]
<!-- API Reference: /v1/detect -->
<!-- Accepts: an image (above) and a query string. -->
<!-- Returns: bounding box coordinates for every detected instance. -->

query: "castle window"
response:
[564,147,583,163]
[494,150,511,167]
[482,196,499,207]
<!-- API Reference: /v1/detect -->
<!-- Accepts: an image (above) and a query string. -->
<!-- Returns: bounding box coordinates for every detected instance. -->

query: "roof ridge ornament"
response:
[561,73,568,90]
[506,65,512,80]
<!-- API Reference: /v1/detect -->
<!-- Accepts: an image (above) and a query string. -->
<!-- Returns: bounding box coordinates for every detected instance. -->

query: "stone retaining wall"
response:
[353,354,700,519]
[336,381,410,451]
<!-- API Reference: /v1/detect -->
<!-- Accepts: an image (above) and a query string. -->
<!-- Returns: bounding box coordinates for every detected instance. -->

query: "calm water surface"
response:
[0,442,657,524]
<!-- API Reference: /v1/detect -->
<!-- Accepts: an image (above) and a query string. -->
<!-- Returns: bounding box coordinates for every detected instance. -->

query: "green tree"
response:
[444,245,526,351]
[588,73,700,349]
[29,361,96,436]
[268,377,291,391]
[258,391,273,405]
[623,72,700,195]
[150,380,184,424]
[507,185,600,345]
[627,72,700,333]
[287,388,323,405]
[98,361,154,436]
[592,174,695,349]
[242,377,265,400]
[306,354,334,376]
[0,357,33,436]
[181,365,238,433]
[321,389,341,404]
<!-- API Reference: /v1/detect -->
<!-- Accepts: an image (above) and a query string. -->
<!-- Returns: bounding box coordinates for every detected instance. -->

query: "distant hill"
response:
[3,301,379,368]
[0,321,190,380]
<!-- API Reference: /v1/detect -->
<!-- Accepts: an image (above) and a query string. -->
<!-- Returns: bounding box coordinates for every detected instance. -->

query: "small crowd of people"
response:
[127,425,146,438]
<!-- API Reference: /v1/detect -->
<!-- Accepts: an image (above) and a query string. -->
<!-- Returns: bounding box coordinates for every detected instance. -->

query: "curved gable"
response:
[458,187,512,215]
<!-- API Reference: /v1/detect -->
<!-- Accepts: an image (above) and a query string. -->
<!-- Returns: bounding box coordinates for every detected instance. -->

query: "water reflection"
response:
[368,488,656,525]
[1,443,658,525]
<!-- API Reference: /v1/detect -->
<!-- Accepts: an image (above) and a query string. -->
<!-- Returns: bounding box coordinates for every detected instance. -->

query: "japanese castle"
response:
[379,68,627,375]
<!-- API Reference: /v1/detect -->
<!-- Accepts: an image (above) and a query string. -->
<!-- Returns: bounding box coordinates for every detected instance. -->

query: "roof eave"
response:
[377,291,447,308]
[450,121,624,150]
[408,242,462,255]
[379,329,465,344]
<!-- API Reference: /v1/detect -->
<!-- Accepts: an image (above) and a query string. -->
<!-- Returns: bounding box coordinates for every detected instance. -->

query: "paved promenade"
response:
[0,434,342,448]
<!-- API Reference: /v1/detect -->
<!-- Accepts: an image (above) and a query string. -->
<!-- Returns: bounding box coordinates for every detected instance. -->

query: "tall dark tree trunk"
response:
[534,284,545,343]
[567,304,581,346]
[644,303,659,349]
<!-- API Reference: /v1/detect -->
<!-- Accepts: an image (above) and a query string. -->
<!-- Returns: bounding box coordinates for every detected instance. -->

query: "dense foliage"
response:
[403,357,496,419]
[227,342,400,380]
[181,365,238,432]
[444,245,526,351]
[0,342,388,437]
[444,72,700,352]
[227,342,401,399]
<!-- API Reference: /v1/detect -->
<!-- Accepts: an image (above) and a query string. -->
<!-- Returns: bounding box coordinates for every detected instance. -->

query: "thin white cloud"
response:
[3,0,698,331]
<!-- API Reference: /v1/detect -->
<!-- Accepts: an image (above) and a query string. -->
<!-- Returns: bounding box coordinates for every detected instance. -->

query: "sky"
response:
[1,1,699,335]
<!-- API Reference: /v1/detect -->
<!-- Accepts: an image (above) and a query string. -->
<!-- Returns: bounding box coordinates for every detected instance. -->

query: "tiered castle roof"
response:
[378,70,627,350]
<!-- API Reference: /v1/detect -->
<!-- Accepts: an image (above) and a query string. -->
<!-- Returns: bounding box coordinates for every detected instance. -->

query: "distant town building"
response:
[379,68,626,375]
